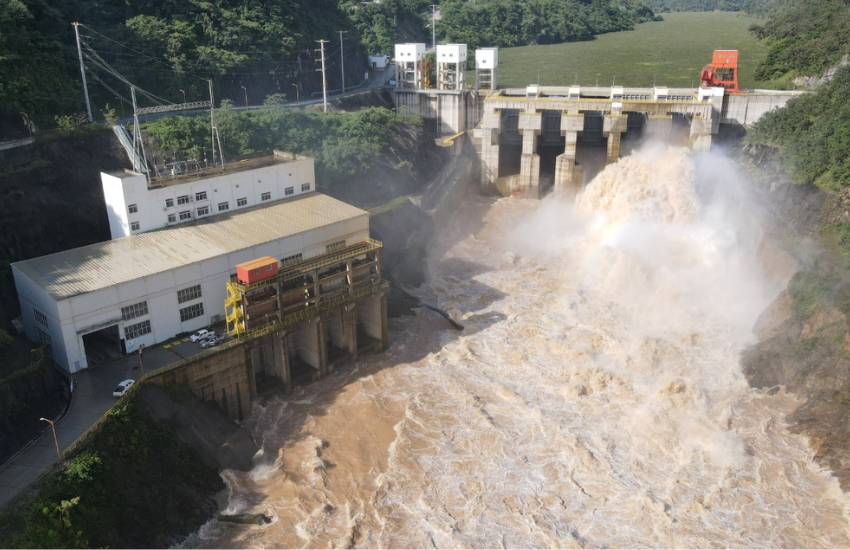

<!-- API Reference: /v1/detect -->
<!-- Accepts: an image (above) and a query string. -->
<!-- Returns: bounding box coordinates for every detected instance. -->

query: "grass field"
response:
[496,12,771,89]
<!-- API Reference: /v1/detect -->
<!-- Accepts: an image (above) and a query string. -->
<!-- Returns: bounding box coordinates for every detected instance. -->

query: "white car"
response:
[113,379,135,397]
[190,329,214,342]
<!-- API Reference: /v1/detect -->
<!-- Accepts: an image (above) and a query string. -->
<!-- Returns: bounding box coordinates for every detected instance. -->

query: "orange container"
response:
[236,256,279,285]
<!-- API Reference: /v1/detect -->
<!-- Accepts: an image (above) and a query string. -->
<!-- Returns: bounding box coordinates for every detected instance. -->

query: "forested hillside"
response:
[744,0,850,192]
[0,0,659,133]
[438,0,659,48]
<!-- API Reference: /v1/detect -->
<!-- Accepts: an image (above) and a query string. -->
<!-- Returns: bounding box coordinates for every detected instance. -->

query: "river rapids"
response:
[186,145,850,548]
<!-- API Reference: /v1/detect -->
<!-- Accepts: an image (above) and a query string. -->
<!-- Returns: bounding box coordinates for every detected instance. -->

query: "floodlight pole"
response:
[40,417,62,462]
[431,5,438,50]
[338,31,348,94]
[316,40,328,112]
[72,22,93,122]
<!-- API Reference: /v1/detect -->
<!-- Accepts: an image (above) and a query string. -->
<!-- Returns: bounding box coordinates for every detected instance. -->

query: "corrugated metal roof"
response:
[13,193,367,301]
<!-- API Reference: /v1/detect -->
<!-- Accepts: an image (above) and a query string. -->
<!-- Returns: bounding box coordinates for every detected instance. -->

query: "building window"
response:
[218,202,229,212]
[197,206,209,216]
[285,187,294,196]
[166,198,174,208]
[177,195,190,205]
[121,301,148,321]
[130,221,140,231]
[168,214,177,223]
[177,284,202,304]
[237,197,247,207]
[326,240,346,253]
[180,302,205,322]
[282,253,302,266]
[266,264,273,271]
[179,210,191,221]
[195,191,207,201]
[33,308,48,328]
[124,319,151,340]
[301,183,311,192]
[128,204,138,214]
[261,192,271,201]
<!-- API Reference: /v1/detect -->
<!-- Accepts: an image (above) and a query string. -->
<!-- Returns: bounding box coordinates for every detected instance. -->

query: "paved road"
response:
[0,334,216,510]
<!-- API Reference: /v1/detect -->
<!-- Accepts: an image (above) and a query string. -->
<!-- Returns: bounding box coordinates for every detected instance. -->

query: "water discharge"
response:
[188,145,850,548]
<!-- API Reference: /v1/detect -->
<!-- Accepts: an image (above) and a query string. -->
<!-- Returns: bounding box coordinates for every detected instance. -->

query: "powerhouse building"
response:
[102,151,316,239]
[12,184,372,373]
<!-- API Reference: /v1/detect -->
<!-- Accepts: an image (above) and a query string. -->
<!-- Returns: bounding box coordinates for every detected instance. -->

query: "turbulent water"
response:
[187,146,850,548]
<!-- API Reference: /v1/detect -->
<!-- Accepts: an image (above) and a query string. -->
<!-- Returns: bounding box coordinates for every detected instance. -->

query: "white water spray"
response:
[189,146,850,549]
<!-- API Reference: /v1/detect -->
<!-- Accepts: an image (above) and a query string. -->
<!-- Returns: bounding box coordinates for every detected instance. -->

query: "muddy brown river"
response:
[184,146,850,548]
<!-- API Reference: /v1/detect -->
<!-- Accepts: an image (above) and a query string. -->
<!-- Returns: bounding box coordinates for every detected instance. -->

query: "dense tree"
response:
[749,0,850,80]
[746,65,850,192]
[437,0,659,48]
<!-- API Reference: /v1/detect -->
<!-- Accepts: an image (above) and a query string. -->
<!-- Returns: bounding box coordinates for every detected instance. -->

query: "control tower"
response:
[394,43,426,89]
[475,47,498,90]
[436,44,467,91]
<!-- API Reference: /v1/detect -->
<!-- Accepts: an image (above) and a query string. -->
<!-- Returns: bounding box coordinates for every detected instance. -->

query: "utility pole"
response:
[431,5,438,50]
[316,39,328,113]
[72,22,93,122]
[338,30,348,94]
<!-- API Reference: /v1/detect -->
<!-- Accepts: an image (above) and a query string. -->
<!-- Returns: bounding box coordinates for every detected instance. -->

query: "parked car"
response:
[190,329,214,342]
[113,379,135,397]
[201,335,225,348]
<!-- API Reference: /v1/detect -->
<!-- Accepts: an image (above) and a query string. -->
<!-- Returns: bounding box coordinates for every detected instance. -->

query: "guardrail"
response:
[62,279,390,459]
[231,238,383,294]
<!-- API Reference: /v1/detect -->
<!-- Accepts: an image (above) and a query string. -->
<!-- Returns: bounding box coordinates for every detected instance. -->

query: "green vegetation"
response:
[644,0,746,11]
[0,0,664,130]
[746,66,850,192]
[497,12,770,88]
[438,0,658,48]
[146,106,420,183]
[749,0,850,80]
[0,399,222,549]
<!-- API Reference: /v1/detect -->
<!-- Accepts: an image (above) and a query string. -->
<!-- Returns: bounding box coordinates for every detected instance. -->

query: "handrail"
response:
[231,238,383,293]
[62,278,390,459]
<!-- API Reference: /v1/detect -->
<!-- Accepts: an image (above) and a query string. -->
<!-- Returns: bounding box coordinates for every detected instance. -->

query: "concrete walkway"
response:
[0,334,215,510]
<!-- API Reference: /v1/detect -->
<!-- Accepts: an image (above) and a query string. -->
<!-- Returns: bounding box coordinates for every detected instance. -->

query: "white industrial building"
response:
[394,43,427,90]
[12,192,369,373]
[102,151,316,239]
[436,43,467,91]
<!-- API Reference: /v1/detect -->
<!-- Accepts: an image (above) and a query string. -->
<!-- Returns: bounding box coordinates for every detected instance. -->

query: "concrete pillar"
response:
[606,132,621,164]
[276,330,291,385]
[344,303,357,360]
[554,113,585,197]
[690,115,713,153]
[518,111,542,187]
[477,110,501,191]
[603,114,627,165]
[554,131,579,197]
[294,317,325,380]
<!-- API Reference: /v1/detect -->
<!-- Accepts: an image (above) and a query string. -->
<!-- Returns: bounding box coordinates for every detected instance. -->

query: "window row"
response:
[180,302,204,322]
[124,319,151,340]
[177,284,202,304]
[162,185,311,211]
[121,301,148,321]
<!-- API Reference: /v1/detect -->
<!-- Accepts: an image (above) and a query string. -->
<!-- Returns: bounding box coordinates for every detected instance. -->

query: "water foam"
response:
[189,145,850,548]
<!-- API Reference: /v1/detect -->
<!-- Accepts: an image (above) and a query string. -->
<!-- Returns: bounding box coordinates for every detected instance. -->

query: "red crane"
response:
[700,50,739,93]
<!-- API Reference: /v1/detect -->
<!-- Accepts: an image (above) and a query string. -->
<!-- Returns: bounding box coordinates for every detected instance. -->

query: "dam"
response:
[390,43,803,196]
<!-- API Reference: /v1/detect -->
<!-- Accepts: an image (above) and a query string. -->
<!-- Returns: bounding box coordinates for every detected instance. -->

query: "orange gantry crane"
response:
[700,50,739,93]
